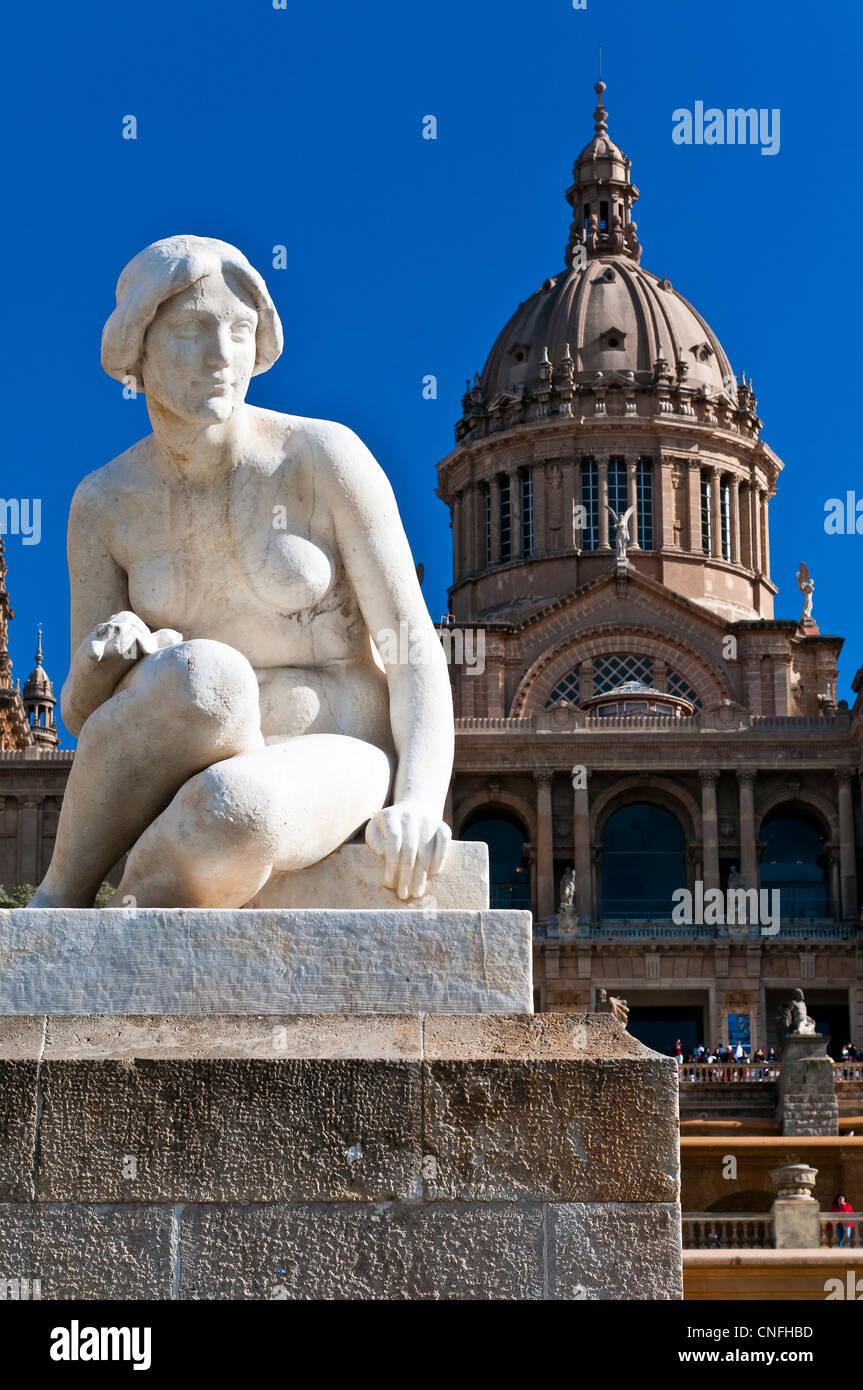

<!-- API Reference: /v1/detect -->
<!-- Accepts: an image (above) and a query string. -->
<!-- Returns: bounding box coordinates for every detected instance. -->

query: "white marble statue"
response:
[29,236,453,909]
[607,504,634,564]
[796,561,814,624]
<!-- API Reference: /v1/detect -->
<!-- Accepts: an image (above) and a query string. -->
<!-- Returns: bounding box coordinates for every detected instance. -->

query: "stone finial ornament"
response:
[28,236,454,910]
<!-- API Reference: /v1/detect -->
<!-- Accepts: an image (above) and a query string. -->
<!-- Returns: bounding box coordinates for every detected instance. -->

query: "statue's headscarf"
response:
[101,235,283,384]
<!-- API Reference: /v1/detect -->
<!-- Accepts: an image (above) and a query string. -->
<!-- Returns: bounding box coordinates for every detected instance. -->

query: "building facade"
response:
[0,536,66,890]
[437,83,863,1055]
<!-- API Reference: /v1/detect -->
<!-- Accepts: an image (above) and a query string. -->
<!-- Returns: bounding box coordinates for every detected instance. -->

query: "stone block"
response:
[422,1013,679,1202]
[247,840,489,910]
[547,1202,683,1300]
[37,1057,423,1203]
[178,1201,545,1301]
[0,907,532,1014]
[0,1203,174,1300]
[0,1063,37,1202]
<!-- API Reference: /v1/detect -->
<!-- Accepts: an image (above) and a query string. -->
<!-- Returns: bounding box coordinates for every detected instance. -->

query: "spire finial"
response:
[35,624,43,666]
[593,78,608,136]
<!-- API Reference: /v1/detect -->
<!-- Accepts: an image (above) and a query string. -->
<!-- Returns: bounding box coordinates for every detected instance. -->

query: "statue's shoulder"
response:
[69,436,154,524]
[252,407,379,490]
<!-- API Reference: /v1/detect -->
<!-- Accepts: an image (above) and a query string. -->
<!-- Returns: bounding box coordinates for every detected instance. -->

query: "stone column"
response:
[687,462,702,551]
[739,484,752,568]
[535,772,555,923]
[572,770,592,920]
[532,464,547,557]
[489,476,501,564]
[729,476,741,565]
[761,489,771,580]
[709,469,722,559]
[452,490,466,582]
[837,771,858,921]
[597,458,611,551]
[749,486,762,572]
[510,471,521,560]
[659,457,676,549]
[699,770,720,892]
[737,770,758,890]
[626,457,640,548]
[772,654,790,717]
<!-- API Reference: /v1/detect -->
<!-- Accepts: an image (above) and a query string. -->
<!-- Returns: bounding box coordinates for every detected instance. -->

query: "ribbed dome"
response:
[480,256,734,402]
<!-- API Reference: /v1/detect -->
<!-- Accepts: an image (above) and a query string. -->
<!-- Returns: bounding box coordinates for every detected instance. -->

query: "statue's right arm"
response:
[60,476,144,737]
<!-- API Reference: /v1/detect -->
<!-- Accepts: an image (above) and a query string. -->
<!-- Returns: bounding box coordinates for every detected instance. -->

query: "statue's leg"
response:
[28,640,263,907]
[108,734,393,908]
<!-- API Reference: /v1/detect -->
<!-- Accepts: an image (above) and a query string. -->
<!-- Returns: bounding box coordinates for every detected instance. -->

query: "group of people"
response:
[673,1040,774,1066]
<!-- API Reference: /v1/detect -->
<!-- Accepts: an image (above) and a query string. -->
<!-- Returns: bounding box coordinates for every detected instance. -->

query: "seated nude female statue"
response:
[29,235,453,909]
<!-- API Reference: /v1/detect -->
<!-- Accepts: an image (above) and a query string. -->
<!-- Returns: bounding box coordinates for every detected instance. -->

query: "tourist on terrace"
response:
[830,1194,854,1248]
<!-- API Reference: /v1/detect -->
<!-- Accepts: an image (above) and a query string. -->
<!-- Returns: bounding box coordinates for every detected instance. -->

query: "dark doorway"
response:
[627,1005,704,1057]
[462,811,530,909]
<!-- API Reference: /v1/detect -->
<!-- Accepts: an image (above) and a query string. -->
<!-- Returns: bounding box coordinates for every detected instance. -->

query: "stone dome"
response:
[480,257,735,401]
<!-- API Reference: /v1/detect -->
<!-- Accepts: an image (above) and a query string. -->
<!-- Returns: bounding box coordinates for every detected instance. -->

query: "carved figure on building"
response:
[777,988,817,1037]
[596,988,630,1027]
[796,561,815,624]
[607,504,634,565]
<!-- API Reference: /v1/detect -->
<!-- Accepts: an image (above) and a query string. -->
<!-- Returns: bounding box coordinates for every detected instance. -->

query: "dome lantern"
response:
[565,82,642,268]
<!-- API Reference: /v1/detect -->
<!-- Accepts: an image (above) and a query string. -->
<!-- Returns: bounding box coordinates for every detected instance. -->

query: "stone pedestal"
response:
[769,1163,821,1249]
[0,1012,682,1300]
[0,906,531,1015]
[777,1034,839,1136]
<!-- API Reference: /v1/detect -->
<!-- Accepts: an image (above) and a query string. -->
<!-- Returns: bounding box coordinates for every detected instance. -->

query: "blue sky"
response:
[1,0,859,740]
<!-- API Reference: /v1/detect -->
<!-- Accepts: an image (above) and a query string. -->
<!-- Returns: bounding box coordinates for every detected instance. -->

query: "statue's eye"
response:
[231,321,254,339]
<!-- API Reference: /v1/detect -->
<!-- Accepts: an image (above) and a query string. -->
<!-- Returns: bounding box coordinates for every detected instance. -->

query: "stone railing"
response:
[680,1063,780,1084]
[820,1215,861,1249]
[834,1063,863,1083]
[683,1214,772,1250]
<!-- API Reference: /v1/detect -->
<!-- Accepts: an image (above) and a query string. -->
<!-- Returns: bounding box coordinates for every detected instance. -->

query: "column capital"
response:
[835,769,854,788]
[534,770,554,789]
[736,768,757,786]
[698,769,720,786]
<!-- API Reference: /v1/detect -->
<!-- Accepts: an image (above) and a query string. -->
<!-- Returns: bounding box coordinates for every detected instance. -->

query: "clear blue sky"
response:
[1,0,859,742]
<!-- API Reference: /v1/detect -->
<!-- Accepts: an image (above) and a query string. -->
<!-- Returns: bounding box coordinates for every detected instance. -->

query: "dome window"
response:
[601,326,627,351]
[603,268,615,282]
[507,341,531,366]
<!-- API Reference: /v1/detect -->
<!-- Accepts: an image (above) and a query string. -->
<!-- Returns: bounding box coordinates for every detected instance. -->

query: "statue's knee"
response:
[152,640,260,735]
[180,763,279,866]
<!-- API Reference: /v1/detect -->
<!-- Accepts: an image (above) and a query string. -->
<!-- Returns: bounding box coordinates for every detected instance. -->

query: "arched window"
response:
[544,654,703,710]
[498,477,512,562]
[700,469,712,554]
[462,812,530,909]
[601,802,687,919]
[608,457,627,515]
[760,810,829,920]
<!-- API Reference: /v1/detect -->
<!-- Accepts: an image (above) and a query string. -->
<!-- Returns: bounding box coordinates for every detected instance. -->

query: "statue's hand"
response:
[86,612,183,665]
[365,803,451,900]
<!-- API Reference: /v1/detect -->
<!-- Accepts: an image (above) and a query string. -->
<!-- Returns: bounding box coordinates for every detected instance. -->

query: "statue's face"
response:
[141,272,258,423]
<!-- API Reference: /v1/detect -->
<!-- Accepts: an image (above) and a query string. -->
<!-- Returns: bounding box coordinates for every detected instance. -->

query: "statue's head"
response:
[101,236,283,424]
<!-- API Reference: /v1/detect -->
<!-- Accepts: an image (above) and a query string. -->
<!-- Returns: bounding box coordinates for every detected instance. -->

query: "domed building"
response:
[438,83,863,1060]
